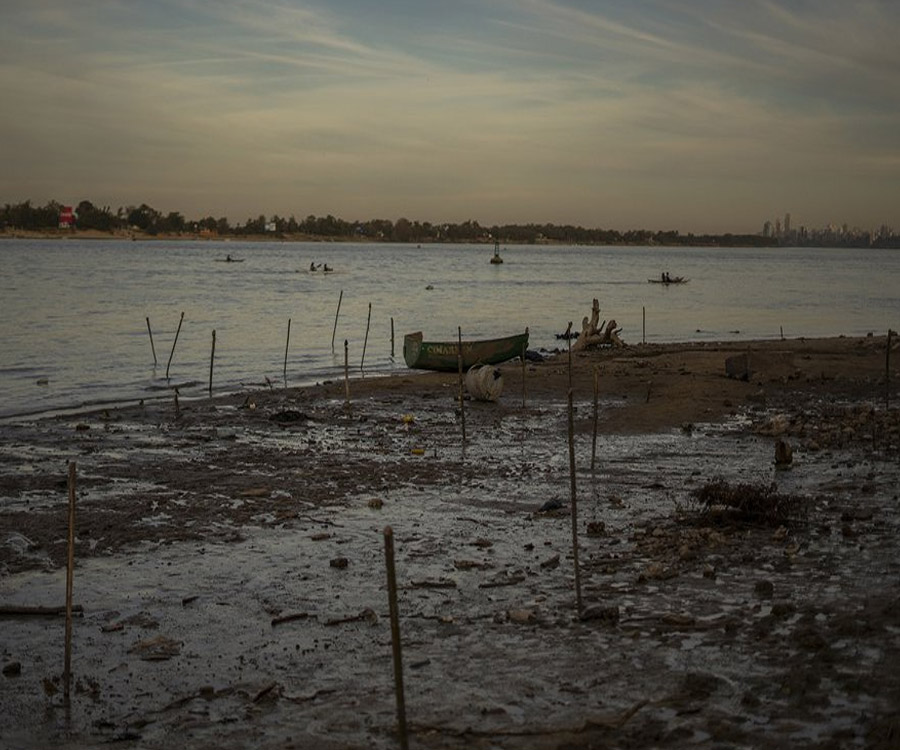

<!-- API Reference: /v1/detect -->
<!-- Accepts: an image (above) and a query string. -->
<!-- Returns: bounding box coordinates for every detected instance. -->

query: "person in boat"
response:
[226,254,233,262]
[310,261,316,271]
[323,263,332,273]
[664,271,671,283]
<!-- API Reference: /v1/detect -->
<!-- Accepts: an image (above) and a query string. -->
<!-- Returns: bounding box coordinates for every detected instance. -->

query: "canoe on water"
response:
[648,276,688,284]
[403,330,529,371]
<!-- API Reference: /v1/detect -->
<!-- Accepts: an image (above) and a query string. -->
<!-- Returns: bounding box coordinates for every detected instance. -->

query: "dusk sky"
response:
[2,1,898,233]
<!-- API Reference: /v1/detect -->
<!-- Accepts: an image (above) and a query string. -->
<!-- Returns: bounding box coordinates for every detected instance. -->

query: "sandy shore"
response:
[1,335,899,749]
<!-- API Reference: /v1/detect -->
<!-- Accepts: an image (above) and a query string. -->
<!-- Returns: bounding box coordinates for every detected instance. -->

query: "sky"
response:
[2,0,898,234]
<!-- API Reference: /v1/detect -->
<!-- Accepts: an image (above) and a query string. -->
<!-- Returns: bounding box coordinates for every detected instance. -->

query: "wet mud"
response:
[1,336,899,749]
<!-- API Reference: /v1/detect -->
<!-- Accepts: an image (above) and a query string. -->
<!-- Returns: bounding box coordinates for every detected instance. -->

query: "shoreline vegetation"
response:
[3,199,896,247]
[0,225,779,247]
[5,226,898,248]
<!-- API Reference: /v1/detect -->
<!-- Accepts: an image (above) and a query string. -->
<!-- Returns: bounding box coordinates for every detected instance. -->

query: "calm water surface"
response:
[1,239,898,418]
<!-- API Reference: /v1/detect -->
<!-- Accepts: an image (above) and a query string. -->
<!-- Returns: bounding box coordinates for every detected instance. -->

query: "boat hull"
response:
[403,331,528,371]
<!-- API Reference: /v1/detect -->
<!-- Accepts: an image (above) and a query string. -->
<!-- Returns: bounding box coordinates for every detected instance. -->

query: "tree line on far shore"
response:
[2,198,894,248]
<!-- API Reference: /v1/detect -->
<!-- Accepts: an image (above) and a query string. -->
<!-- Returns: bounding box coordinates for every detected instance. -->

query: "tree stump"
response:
[572,299,625,351]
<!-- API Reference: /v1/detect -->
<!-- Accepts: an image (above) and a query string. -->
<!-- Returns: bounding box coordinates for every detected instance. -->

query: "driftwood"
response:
[0,604,83,617]
[572,299,625,351]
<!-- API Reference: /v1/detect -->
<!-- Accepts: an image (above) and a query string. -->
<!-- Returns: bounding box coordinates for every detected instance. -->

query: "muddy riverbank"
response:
[1,335,899,749]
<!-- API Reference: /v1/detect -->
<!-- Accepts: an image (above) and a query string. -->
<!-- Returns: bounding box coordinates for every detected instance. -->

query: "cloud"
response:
[1,0,897,232]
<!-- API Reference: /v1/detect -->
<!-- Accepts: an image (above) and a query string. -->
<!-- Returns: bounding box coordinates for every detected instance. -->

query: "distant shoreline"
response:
[4,227,895,249]
[0,227,771,247]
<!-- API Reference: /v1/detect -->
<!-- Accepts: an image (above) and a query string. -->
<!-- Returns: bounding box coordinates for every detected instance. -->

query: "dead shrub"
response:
[690,478,806,528]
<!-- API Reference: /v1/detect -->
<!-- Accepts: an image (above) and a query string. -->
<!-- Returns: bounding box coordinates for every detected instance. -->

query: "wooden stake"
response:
[64,462,76,698]
[591,366,599,472]
[887,329,893,410]
[208,330,216,397]
[361,303,372,373]
[457,327,466,446]
[331,290,343,352]
[567,390,583,615]
[344,339,350,408]
[521,327,528,408]
[566,321,573,390]
[642,306,646,345]
[391,317,395,359]
[146,317,157,366]
[780,325,784,341]
[383,526,409,750]
[283,318,291,385]
[166,311,184,380]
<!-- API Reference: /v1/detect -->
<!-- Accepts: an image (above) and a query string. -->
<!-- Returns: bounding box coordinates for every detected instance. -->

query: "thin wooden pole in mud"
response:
[208,330,216,396]
[64,461,76,699]
[457,327,466,445]
[567,389,583,614]
[344,339,350,407]
[383,526,409,750]
[780,325,785,341]
[361,303,372,373]
[283,318,291,385]
[887,329,894,410]
[146,317,158,366]
[391,317,395,359]
[591,366,600,472]
[642,306,646,345]
[166,311,184,380]
[331,290,343,352]
[521,327,528,408]
[566,321,573,390]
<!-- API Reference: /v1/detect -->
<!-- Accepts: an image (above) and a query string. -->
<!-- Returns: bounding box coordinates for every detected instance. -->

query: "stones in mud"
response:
[639,562,678,581]
[269,409,307,424]
[725,353,752,380]
[453,559,492,571]
[507,608,537,625]
[538,498,564,513]
[539,554,560,569]
[2,662,22,677]
[758,414,790,436]
[329,557,349,569]
[367,497,384,509]
[129,634,182,661]
[586,521,606,536]
[579,604,620,624]
[775,439,793,467]
[754,579,774,599]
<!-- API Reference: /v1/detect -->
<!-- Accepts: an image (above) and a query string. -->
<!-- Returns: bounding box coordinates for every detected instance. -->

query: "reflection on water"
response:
[1,239,898,417]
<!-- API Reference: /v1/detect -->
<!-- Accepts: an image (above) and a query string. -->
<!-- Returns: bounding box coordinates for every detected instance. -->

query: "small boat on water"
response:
[403,330,529,371]
[648,275,688,284]
[216,255,244,263]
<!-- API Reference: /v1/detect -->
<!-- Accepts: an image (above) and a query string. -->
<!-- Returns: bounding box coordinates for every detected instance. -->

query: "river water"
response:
[1,238,898,418]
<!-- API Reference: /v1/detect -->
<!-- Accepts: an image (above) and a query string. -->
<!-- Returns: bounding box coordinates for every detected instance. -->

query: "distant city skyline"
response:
[2,1,898,234]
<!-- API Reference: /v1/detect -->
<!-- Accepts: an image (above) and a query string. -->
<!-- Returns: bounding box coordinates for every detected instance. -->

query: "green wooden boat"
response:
[403,330,529,371]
